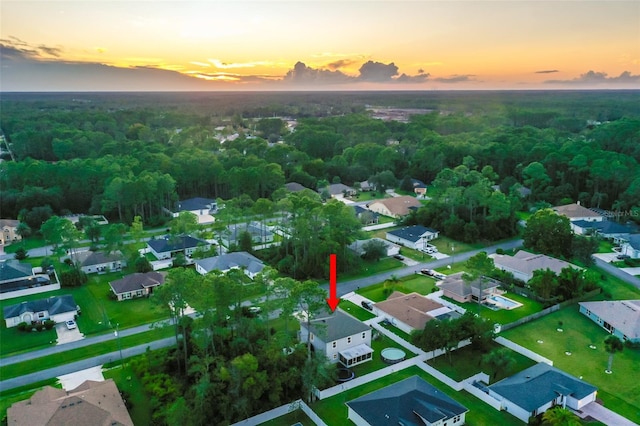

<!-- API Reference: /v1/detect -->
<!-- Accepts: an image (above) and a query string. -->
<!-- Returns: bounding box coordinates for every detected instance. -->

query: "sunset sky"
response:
[1,0,639,91]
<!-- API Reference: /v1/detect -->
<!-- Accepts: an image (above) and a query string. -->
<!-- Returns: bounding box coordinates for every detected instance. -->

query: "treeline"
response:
[2,92,639,233]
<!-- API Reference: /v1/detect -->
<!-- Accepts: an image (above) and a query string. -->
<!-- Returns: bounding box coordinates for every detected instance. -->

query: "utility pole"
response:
[114,323,123,367]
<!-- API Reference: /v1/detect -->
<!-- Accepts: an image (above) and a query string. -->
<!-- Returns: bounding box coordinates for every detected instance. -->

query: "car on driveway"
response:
[393,254,405,261]
[420,269,435,276]
[66,320,77,330]
[361,301,374,310]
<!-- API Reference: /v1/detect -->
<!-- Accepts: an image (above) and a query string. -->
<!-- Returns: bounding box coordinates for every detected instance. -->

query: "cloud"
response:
[396,73,430,83]
[282,61,354,85]
[1,39,63,60]
[207,58,270,69]
[433,75,476,83]
[358,61,398,82]
[326,59,359,70]
[535,69,559,74]
[545,70,640,85]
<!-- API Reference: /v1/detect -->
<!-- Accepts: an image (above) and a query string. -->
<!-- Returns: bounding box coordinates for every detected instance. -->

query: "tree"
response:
[482,347,515,379]
[84,220,102,245]
[523,209,573,258]
[529,268,559,300]
[40,216,81,256]
[571,235,598,265]
[14,247,29,260]
[604,335,623,373]
[541,406,581,425]
[170,211,199,236]
[361,239,387,262]
[103,223,127,254]
[134,256,153,273]
[462,252,495,305]
[238,230,253,253]
[16,222,32,244]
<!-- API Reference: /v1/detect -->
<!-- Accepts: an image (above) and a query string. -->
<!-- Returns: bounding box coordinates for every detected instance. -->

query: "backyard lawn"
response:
[427,342,537,383]
[339,300,377,321]
[501,304,640,424]
[259,409,314,426]
[346,333,416,379]
[443,292,544,325]
[356,274,437,302]
[311,365,523,426]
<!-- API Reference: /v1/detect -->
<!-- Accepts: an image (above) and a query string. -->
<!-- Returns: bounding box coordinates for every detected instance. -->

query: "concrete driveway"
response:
[592,253,619,263]
[55,322,84,345]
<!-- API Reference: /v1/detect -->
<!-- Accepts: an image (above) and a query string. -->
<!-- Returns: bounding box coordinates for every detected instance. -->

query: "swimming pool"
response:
[488,295,522,310]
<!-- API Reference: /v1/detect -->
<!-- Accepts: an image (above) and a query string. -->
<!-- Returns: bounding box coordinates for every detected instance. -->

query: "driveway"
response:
[58,365,104,391]
[575,401,638,426]
[55,322,84,345]
[592,253,619,263]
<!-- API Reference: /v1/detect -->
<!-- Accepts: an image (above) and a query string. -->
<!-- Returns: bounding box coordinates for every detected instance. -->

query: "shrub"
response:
[17,322,28,332]
[496,248,505,255]
[44,320,55,330]
[34,323,44,332]
[60,269,88,287]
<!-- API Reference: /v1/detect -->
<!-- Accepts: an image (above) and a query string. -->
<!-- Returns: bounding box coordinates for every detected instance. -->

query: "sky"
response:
[1,0,639,91]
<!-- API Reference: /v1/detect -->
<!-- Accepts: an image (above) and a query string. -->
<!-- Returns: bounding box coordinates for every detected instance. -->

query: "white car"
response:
[66,320,77,330]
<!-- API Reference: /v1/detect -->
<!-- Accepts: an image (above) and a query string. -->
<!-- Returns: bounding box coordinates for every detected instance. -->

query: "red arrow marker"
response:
[326,253,340,312]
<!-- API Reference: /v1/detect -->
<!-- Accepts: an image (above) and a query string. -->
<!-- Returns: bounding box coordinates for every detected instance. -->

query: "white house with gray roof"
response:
[386,225,439,251]
[579,300,640,343]
[3,295,78,328]
[167,197,218,224]
[299,309,373,367]
[490,250,581,283]
[348,238,400,257]
[620,234,640,259]
[195,251,265,279]
[488,363,597,423]
[71,250,126,274]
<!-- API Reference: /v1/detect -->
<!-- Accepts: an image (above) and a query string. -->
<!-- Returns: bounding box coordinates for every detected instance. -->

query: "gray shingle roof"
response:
[109,272,166,295]
[347,375,468,426]
[0,260,32,282]
[305,309,370,342]
[627,234,640,250]
[74,250,124,267]
[147,235,208,253]
[489,363,597,412]
[579,300,640,341]
[195,252,265,275]
[387,225,437,243]
[3,295,77,319]
[175,197,217,212]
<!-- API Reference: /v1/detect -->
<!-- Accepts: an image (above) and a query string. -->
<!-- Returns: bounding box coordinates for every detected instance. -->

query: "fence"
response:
[230,400,328,426]
[494,336,553,365]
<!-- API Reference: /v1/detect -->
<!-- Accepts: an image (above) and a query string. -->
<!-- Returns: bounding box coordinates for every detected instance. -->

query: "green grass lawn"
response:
[0,326,58,357]
[311,365,523,426]
[103,364,152,426]
[355,274,438,302]
[259,409,314,426]
[339,257,404,282]
[597,240,615,253]
[378,321,412,342]
[346,334,417,379]
[590,266,640,300]
[443,292,544,325]
[0,327,174,380]
[339,300,377,321]
[2,236,48,253]
[427,342,537,383]
[501,305,640,423]
[0,379,61,424]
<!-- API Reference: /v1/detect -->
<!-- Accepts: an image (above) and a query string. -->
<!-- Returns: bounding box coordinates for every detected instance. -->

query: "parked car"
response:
[66,320,77,330]
[393,254,405,261]
[617,254,630,260]
[361,300,374,310]
[420,269,435,276]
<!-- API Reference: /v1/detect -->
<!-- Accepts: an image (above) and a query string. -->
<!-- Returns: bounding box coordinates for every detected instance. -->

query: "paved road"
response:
[0,337,176,392]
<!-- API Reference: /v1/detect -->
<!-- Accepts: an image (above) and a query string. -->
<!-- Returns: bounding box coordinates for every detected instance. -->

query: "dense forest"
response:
[2,91,639,236]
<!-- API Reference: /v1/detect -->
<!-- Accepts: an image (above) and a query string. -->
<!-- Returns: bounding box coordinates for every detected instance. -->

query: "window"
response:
[362,332,366,339]
[38,312,45,318]
[333,354,337,359]
[347,337,351,344]
[332,341,337,348]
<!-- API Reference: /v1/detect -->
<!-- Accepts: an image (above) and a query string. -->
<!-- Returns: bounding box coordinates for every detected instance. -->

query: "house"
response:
[299,309,373,366]
[359,180,376,192]
[285,182,309,192]
[386,225,439,251]
[168,197,218,224]
[3,295,77,328]
[108,271,166,301]
[195,251,265,279]
[0,260,58,301]
[146,235,211,260]
[579,300,640,343]
[620,234,640,259]
[71,250,126,274]
[410,178,428,196]
[488,363,597,423]
[353,205,380,225]
[570,220,637,243]
[347,375,468,426]
[320,183,357,199]
[368,196,422,218]
[348,238,401,257]
[438,272,502,304]
[0,219,22,246]
[373,291,457,334]
[552,203,604,223]
[490,250,581,283]
[63,214,109,226]
[222,222,274,247]
[7,379,133,426]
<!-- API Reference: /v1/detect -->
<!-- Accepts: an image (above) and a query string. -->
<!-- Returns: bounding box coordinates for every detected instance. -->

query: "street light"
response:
[114,323,123,367]
[450,243,455,267]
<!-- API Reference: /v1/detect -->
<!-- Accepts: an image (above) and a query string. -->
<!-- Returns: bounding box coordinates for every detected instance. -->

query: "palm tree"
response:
[542,407,581,425]
[604,335,624,373]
